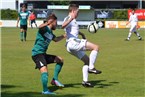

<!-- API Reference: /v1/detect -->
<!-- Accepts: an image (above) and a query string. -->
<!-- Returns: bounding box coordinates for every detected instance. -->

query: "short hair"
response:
[46,14,57,21]
[22,4,26,8]
[69,4,79,12]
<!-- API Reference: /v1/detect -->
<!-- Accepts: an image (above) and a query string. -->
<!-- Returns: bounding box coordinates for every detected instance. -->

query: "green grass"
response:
[1,27,145,97]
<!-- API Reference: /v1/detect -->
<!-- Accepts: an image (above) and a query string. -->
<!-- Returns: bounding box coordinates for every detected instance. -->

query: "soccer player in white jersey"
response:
[62,4,102,87]
[126,9,142,41]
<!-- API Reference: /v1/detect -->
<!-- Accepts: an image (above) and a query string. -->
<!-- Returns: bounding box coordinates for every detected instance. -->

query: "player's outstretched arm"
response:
[126,21,130,25]
[79,32,86,39]
[62,11,76,29]
[39,19,54,29]
[16,17,20,27]
[62,17,73,29]
[38,22,49,29]
[53,34,66,42]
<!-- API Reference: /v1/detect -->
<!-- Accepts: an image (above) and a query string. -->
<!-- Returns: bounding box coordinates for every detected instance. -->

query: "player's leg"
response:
[68,49,93,87]
[67,39,101,74]
[85,41,102,74]
[53,56,63,80]
[133,26,142,40]
[32,54,55,95]
[23,25,27,41]
[20,25,24,41]
[81,55,94,87]
[40,67,55,94]
[31,20,33,28]
[45,54,64,87]
[34,20,37,28]
[134,31,142,40]
[126,25,134,41]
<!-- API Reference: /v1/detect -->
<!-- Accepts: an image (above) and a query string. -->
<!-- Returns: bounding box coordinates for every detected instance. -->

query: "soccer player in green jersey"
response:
[32,14,66,95]
[16,4,29,41]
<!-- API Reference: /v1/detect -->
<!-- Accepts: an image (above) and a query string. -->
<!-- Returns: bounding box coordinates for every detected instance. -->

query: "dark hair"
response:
[22,4,26,8]
[46,14,57,21]
[69,4,79,12]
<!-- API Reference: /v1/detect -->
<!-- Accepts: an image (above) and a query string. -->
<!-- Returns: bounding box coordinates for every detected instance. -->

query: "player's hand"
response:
[47,20,53,25]
[136,25,140,29]
[63,33,67,38]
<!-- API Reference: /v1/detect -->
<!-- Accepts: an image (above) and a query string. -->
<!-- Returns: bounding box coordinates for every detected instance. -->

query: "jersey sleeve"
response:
[39,26,56,40]
[39,27,47,35]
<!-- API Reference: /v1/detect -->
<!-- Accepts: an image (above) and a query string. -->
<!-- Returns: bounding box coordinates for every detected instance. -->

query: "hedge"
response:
[112,10,128,20]
[1,9,18,20]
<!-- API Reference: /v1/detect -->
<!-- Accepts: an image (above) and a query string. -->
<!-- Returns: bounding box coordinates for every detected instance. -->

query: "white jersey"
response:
[63,15,79,40]
[129,13,138,26]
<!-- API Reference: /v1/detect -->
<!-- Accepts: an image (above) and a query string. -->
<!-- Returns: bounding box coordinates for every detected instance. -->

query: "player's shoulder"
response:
[134,13,137,16]
[26,10,30,14]
[64,15,71,21]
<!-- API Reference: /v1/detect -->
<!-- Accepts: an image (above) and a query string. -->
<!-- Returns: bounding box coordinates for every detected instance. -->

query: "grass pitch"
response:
[1,27,144,97]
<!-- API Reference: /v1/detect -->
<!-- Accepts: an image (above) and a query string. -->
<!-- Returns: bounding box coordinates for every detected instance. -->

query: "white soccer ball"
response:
[87,22,99,33]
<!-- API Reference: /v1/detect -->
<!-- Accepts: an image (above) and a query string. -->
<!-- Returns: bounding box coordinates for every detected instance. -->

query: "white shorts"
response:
[66,38,87,59]
[130,24,137,32]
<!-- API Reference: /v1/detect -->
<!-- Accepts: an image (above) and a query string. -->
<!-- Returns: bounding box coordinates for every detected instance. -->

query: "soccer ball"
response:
[87,22,99,33]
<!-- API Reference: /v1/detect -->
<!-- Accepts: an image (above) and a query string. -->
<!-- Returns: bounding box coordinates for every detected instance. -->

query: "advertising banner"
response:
[138,21,145,28]
[128,9,145,20]
[118,21,128,28]
[95,10,113,19]
[35,10,52,19]
[106,21,145,28]
[105,21,118,28]
[0,20,2,27]
[96,21,105,28]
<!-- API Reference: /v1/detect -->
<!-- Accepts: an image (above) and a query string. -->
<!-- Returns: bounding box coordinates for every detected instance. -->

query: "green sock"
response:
[53,63,63,80]
[20,32,23,41]
[41,72,48,92]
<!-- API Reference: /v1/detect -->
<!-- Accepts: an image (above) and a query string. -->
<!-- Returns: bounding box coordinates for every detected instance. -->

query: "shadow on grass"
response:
[1,85,18,89]
[1,80,119,97]
[1,84,84,97]
[2,92,84,97]
[90,80,119,88]
[49,80,119,91]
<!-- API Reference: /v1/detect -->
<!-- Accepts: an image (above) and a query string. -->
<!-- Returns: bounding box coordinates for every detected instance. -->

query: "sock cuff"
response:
[56,62,63,66]
[92,50,98,53]
[83,65,89,68]
[41,72,48,76]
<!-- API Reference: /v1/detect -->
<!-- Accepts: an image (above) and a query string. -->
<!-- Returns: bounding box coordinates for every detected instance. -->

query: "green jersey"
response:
[32,26,56,56]
[18,11,29,25]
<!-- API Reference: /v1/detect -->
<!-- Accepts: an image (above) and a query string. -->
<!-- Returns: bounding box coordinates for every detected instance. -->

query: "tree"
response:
[50,0,70,5]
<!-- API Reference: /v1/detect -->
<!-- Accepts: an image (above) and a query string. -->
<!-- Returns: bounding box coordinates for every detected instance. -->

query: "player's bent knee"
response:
[55,56,64,64]
[39,66,48,73]
[93,44,99,51]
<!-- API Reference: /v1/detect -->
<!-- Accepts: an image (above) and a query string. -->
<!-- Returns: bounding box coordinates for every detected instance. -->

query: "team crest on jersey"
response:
[20,13,28,19]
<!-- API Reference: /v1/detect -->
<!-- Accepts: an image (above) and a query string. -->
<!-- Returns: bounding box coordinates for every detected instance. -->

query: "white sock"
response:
[82,65,89,82]
[128,32,132,39]
[89,50,98,69]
